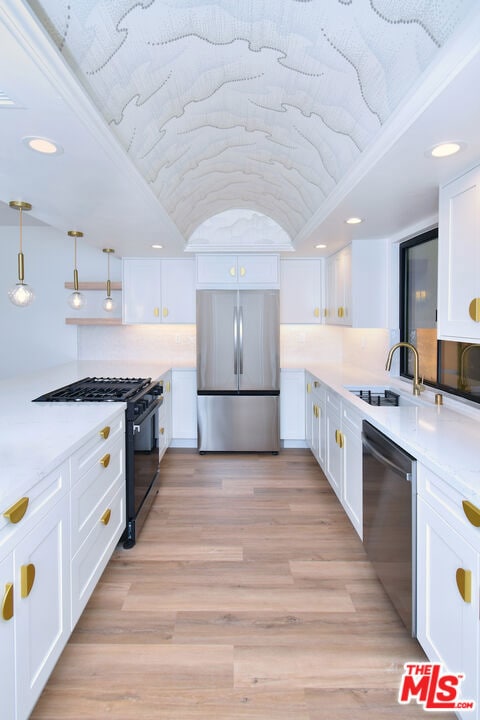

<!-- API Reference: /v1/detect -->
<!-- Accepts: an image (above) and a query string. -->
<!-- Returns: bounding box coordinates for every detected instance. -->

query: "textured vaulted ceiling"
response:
[25,0,477,244]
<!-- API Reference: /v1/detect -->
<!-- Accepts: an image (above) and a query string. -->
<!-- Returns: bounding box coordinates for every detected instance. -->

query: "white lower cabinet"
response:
[0,553,16,720]
[306,377,363,539]
[15,495,70,720]
[417,464,480,719]
[158,370,172,460]
[172,369,197,446]
[280,370,306,446]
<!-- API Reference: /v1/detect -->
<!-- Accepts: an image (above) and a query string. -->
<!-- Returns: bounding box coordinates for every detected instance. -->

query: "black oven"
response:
[33,376,163,548]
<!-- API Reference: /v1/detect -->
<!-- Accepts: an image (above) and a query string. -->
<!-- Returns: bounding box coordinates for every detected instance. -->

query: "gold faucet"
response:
[385,342,424,396]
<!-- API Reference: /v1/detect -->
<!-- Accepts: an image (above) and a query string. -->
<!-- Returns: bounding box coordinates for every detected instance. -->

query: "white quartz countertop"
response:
[305,363,480,502]
[0,361,174,507]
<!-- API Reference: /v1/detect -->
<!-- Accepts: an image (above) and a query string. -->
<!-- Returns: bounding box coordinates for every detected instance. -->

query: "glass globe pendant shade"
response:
[8,200,33,308]
[68,290,86,310]
[102,294,115,312]
[8,282,34,307]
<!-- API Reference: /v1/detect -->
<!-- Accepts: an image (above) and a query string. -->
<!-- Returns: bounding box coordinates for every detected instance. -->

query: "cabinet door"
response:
[325,246,351,326]
[280,259,323,323]
[160,372,173,449]
[196,255,238,286]
[172,370,197,444]
[237,254,279,286]
[123,258,161,323]
[0,553,15,720]
[438,166,480,342]
[342,408,363,539]
[15,496,70,720]
[417,497,479,715]
[161,259,196,323]
[325,395,342,499]
[280,370,306,441]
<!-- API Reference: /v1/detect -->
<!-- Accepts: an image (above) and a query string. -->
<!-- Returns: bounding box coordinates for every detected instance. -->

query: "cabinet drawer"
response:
[418,463,480,551]
[326,390,341,413]
[0,460,69,559]
[71,413,125,480]
[71,483,125,628]
[70,438,124,555]
[342,402,364,433]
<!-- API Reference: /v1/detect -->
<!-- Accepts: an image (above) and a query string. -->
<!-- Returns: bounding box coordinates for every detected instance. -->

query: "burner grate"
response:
[353,389,400,406]
[33,376,152,402]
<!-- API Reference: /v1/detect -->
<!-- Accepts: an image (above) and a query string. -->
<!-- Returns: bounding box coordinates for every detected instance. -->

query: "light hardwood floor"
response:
[32,449,454,719]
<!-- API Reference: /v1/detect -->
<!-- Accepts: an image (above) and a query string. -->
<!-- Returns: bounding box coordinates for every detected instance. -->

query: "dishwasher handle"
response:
[362,435,412,482]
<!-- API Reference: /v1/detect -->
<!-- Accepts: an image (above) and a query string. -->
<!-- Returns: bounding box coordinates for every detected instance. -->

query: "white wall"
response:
[0,224,121,379]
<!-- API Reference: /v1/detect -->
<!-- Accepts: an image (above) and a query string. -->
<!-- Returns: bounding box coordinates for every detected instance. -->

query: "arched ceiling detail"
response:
[27,0,476,243]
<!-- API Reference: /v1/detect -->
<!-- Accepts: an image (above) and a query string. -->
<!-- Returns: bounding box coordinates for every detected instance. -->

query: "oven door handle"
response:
[362,435,412,481]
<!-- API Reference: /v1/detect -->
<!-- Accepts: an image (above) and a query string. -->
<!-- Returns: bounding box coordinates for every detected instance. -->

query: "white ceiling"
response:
[1,0,480,257]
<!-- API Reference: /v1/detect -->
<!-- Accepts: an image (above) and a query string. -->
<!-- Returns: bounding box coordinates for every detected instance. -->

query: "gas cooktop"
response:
[32,376,152,402]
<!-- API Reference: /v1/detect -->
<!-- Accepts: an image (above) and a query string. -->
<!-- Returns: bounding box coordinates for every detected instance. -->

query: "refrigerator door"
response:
[238,290,280,392]
[197,290,238,391]
[197,395,280,452]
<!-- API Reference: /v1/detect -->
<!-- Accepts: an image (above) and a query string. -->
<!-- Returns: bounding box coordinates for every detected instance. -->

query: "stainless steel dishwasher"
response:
[362,421,417,636]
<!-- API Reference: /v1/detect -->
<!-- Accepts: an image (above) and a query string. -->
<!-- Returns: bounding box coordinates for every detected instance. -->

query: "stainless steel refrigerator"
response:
[196,289,280,452]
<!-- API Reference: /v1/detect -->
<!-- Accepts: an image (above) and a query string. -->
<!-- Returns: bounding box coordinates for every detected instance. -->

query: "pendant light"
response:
[8,200,34,307]
[67,230,86,310]
[102,248,115,312]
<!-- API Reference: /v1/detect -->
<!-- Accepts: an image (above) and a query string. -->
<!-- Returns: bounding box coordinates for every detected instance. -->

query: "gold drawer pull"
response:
[100,508,111,525]
[2,583,13,621]
[99,425,111,440]
[160,427,165,435]
[229,266,236,277]
[469,298,480,322]
[153,307,159,318]
[313,307,320,318]
[462,500,480,527]
[314,381,319,388]
[335,429,339,444]
[3,497,29,524]
[20,563,35,599]
[100,453,111,468]
[306,383,311,393]
[162,307,169,318]
[456,568,472,603]
[240,266,246,277]
[337,307,344,318]
[166,381,171,393]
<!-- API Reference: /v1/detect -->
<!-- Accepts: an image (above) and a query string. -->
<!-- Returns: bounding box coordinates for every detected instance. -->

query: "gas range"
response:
[33,375,163,548]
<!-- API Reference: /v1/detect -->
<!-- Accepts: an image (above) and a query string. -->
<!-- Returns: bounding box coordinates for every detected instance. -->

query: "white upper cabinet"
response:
[438,164,480,342]
[122,258,196,324]
[280,259,323,323]
[325,240,388,328]
[196,253,279,288]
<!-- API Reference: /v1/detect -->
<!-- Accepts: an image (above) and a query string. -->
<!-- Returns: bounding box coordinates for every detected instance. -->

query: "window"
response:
[400,230,480,403]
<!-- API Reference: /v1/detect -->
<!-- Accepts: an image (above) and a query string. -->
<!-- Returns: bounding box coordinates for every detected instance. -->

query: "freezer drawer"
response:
[197,395,279,452]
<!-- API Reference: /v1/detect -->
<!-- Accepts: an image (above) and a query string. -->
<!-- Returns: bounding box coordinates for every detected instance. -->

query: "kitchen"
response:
[1,1,480,718]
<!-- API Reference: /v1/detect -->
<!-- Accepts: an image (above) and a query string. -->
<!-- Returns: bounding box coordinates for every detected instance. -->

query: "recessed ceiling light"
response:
[151,244,163,249]
[345,217,363,225]
[23,136,63,155]
[429,142,463,158]
[315,244,327,249]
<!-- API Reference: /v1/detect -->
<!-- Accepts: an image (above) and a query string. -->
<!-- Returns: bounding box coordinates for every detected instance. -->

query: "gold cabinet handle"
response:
[240,266,246,277]
[339,432,344,449]
[314,381,319,388]
[456,568,472,603]
[153,307,160,318]
[20,563,35,599]
[335,429,339,444]
[229,266,236,277]
[162,307,169,318]
[323,308,328,317]
[100,508,111,525]
[3,497,29,524]
[306,383,311,393]
[100,453,111,468]
[337,307,344,318]
[166,380,171,392]
[462,500,480,527]
[469,298,480,322]
[313,307,320,318]
[2,583,13,621]
[99,425,110,440]
[160,427,165,435]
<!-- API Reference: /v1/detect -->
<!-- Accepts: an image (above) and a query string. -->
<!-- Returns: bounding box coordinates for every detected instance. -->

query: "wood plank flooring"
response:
[32,449,454,719]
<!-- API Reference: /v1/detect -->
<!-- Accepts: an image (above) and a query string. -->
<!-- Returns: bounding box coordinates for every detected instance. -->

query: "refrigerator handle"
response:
[239,306,244,375]
[233,305,238,375]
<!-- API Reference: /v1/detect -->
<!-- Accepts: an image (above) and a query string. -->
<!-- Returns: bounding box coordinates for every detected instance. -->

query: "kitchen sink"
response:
[345,386,421,407]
